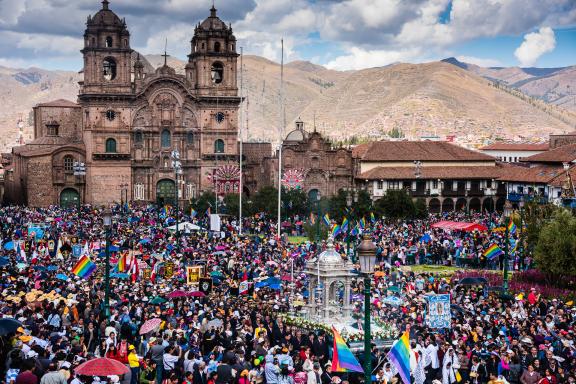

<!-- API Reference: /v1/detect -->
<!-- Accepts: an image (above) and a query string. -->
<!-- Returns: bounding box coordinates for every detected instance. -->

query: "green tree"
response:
[414,198,428,219]
[192,191,216,216]
[523,201,558,255]
[221,193,246,218]
[374,190,416,219]
[252,186,278,215]
[282,188,309,218]
[303,221,328,242]
[355,190,373,218]
[388,126,404,138]
[534,209,576,276]
[328,189,348,222]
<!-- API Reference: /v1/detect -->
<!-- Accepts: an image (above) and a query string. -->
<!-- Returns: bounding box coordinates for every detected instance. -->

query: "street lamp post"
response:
[345,188,358,262]
[103,208,112,321]
[358,232,377,384]
[172,150,182,253]
[315,192,321,243]
[73,161,86,212]
[518,197,525,270]
[502,200,513,293]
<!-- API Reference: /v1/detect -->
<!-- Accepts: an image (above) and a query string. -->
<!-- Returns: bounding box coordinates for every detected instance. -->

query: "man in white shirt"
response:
[424,337,440,383]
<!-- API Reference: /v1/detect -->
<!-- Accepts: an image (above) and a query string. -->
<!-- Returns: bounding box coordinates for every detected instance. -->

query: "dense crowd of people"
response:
[0,204,573,384]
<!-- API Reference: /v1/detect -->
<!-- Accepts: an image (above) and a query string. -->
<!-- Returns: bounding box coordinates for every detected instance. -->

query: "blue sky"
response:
[0,0,574,71]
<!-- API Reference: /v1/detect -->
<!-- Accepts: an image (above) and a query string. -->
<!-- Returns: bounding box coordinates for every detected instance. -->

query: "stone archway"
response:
[442,198,455,212]
[469,197,481,213]
[156,179,176,206]
[495,197,506,212]
[60,188,79,208]
[429,198,441,213]
[308,188,320,202]
[483,198,495,213]
[455,198,467,211]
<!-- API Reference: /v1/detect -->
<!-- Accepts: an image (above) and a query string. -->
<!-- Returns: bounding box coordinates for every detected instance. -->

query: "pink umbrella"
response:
[74,357,129,376]
[215,245,227,251]
[139,318,162,335]
[187,291,206,297]
[281,274,292,281]
[167,290,188,299]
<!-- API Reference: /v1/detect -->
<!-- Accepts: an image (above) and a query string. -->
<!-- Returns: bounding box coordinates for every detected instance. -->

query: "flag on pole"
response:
[370,212,376,224]
[331,326,364,373]
[507,220,517,235]
[322,213,330,226]
[72,255,97,279]
[117,252,127,272]
[239,281,249,295]
[331,224,341,238]
[359,217,366,229]
[483,244,504,260]
[191,208,197,219]
[387,331,412,384]
[341,217,349,232]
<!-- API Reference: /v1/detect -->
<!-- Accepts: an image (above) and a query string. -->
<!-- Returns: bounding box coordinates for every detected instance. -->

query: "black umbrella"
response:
[457,277,488,286]
[0,318,22,336]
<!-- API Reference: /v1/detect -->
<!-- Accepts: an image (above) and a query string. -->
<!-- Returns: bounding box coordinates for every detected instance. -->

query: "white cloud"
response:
[514,27,556,67]
[325,47,421,70]
[456,55,501,67]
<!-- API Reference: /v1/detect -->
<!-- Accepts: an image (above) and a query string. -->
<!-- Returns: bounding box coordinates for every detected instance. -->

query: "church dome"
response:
[317,237,343,265]
[87,0,126,30]
[285,129,307,142]
[199,6,229,31]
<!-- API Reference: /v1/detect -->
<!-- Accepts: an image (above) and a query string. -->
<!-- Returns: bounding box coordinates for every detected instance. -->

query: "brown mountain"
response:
[1,55,575,154]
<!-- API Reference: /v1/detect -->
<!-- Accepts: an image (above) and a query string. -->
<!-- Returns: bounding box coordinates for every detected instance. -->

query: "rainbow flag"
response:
[309,212,316,225]
[331,326,364,373]
[387,331,412,384]
[331,224,341,237]
[322,213,331,226]
[72,255,97,279]
[351,225,359,236]
[508,220,517,235]
[163,205,170,216]
[359,217,366,229]
[370,212,376,224]
[484,244,504,260]
[190,208,197,219]
[341,217,349,232]
[117,252,127,272]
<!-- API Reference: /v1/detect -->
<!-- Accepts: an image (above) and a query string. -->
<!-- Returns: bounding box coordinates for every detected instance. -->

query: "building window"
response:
[211,62,223,84]
[214,42,221,52]
[186,183,196,199]
[186,131,194,145]
[214,139,224,153]
[105,138,117,153]
[46,123,59,136]
[103,58,117,81]
[432,180,438,189]
[134,183,145,200]
[161,129,171,148]
[388,181,400,190]
[134,130,143,144]
[377,181,384,189]
[63,155,74,172]
[105,36,113,48]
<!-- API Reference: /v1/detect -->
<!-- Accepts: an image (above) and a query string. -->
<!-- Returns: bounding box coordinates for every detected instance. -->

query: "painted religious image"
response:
[426,294,451,329]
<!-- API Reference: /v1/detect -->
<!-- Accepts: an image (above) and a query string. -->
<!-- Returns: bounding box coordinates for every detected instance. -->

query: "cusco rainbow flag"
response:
[331,326,364,373]
[484,244,504,260]
[387,331,412,384]
[331,224,341,237]
[117,252,127,273]
[72,255,97,279]
[507,220,517,235]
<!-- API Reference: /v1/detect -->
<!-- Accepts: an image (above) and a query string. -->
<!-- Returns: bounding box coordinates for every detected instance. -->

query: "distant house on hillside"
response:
[479,142,548,163]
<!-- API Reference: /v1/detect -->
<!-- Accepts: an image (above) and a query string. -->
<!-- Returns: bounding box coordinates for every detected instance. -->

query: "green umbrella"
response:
[387,285,400,293]
[149,296,167,305]
[210,271,225,278]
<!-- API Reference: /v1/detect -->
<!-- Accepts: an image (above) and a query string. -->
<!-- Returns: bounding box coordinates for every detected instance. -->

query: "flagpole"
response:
[277,39,285,241]
[239,47,244,236]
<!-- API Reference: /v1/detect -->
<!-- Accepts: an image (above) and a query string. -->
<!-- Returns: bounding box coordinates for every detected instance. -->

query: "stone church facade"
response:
[5,1,242,207]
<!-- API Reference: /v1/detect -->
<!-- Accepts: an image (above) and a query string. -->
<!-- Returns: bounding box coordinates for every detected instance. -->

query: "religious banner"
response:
[72,245,82,258]
[164,261,174,279]
[199,277,212,295]
[427,294,451,328]
[142,268,151,280]
[186,266,203,285]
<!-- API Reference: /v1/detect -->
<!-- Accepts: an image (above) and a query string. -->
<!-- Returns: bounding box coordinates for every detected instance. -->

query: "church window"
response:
[46,122,59,136]
[134,130,143,144]
[105,138,117,153]
[186,183,196,199]
[103,58,117,81]
[134,183,145,200]
[186,131,194,145]
[105,36,113,48]
[161,129,171,148]
[91,38,95,46]
[214,139,225,153]
[214,42,221,52]
[63,156,74,172]
[211,62,223,84]
[106,110,116,121]
[201,42,205,50]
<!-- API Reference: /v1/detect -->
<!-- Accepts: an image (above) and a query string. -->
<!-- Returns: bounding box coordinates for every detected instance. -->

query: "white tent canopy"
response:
[167,222,203,232]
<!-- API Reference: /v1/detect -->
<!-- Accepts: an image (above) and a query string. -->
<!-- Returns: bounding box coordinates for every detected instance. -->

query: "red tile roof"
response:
[480,143,548,151]
[521,143,576,163]
[547,165,576,188]
[356,141,494,162]
[357,166,499,180]
[496,164,562,183]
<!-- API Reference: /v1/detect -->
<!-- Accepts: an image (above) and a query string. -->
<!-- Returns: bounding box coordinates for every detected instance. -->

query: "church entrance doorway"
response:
[308,189,320,202]
[156,179,176,206]
[60,188,80,208]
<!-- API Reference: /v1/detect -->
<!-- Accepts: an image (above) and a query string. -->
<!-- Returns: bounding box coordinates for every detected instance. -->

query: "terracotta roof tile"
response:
[357,141,494,162]
[496,164,562,183]
[522,143,576,163]
[547,165,576,188]
[356,166,499,180]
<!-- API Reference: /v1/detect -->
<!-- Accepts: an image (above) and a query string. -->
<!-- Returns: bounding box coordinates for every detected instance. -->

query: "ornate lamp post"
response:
[103,208,112,320]
[315,192,321,243]
[357,233,376,384]
[73,161,86,212]
[518,196,525,269]
[345,187,358,262]
[502,200,513,293]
